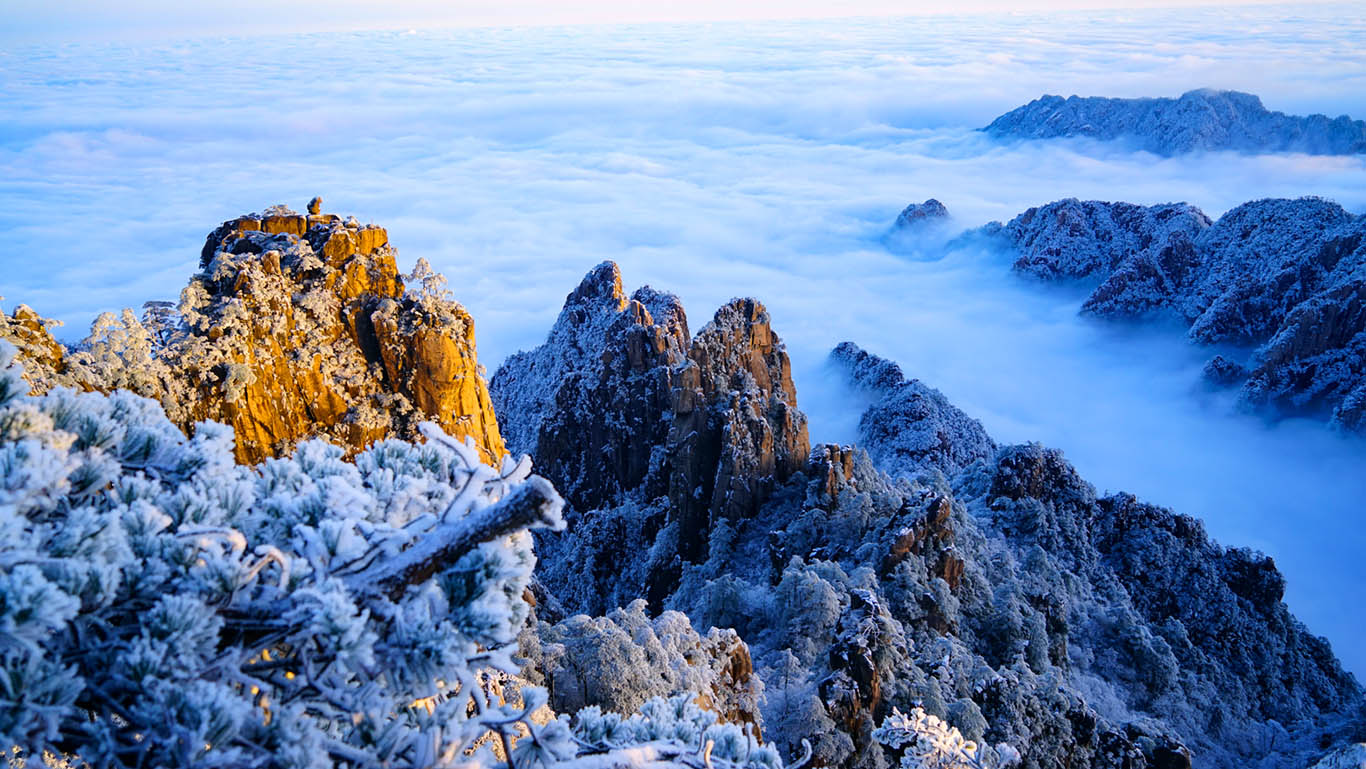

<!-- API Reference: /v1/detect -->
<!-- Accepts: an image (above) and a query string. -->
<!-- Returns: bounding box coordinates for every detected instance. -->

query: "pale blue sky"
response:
[2,0,1327,44]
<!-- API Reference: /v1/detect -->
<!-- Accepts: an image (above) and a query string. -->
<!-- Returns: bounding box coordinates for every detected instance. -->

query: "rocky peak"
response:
[667,298,810,561]
[492,263,811,597]
[1000,197,1211,285]
[170,204,507,464]
[3,202,506,465]
[493,261,692,512]
[893,198,949,230]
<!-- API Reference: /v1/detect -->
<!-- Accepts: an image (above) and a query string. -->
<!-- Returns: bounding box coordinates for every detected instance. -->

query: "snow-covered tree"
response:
[0,336,572,768]
[872,708,1018,769]
[0,340,810,769]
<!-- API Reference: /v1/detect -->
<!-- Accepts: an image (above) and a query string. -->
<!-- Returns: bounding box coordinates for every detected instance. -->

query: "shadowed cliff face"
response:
[499,275,1362,769]
[1,203,506,465]
[491,261,809,606]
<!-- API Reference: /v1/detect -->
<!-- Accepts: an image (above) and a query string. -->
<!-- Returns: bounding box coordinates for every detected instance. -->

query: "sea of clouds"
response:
[2,3,1365,673]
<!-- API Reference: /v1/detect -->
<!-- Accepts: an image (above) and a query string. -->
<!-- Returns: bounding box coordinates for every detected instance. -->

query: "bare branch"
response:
[345,477,564,601]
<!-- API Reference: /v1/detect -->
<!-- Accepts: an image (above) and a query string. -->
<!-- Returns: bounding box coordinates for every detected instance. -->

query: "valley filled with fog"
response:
[3,2,1364,674]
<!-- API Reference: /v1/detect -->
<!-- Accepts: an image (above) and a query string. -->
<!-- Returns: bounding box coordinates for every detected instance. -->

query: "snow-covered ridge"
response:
[982,89,1366,156]
[488,260,1364,769]
[976,195,1366,431]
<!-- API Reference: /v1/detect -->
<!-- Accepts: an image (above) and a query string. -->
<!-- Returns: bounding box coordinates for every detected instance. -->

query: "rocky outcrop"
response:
[492,262,690,512]
[893,199,949,230]
[0,303,74,392]
[667,297,809,561]
[995,198,1211,286]
[983,89,1366,156]
[491,261,809,605]
[3,203,506,465]
[509,260,1362,768]
[828,342,995,479]
[985,196,1366,431]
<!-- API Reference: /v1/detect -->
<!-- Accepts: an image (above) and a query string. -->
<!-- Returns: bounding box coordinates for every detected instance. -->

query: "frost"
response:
[0,340,571,767]
[983,89,1366,156]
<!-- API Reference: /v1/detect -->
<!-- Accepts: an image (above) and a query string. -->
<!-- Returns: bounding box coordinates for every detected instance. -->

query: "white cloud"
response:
[2,4,1366,674]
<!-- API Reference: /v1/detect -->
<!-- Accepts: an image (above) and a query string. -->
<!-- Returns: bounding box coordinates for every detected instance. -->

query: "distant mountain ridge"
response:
[983,89,1366,155]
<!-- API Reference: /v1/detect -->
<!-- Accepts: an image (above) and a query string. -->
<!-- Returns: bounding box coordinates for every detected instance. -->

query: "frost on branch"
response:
[872,708,1019,769]
[570,694,785,769]
[0,339,573,768]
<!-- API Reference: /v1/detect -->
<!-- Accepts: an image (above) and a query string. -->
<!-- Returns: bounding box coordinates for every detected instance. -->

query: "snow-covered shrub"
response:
[0,340,571,768]
[872,708,1019,769]
[537,600,763,726]
[0,339,821,769]
[572,694,787,769]
[404,258,467,335]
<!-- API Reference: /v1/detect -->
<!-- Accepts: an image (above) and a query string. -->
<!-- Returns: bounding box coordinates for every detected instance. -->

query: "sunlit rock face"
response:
[985,196,1366,432]
[491,260,809,608]
[0,303,73,392]
[1,203,507,465]
[186,206,506,463]
[983,89,1366,156]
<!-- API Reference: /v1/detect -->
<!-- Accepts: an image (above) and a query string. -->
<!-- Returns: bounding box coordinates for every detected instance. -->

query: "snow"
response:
[984,90,1366,156]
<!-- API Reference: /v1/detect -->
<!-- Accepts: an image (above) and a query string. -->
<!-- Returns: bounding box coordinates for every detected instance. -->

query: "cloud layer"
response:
[3,4,1365,673]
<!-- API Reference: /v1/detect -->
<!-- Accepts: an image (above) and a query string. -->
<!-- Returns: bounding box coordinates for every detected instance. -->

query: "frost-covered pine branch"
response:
[0,339,573,768]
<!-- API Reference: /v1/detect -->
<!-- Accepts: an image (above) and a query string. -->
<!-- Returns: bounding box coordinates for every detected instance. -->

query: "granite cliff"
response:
[0,201,506,464]
[983,89,1366,156]
[490,261,809,610]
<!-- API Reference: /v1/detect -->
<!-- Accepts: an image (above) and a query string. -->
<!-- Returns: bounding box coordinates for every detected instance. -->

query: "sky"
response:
[0,0,1337,44]
[2,1,1366,677]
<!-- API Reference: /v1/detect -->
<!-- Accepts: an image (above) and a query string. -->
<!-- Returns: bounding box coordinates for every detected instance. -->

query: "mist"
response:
[2,4,1365,674]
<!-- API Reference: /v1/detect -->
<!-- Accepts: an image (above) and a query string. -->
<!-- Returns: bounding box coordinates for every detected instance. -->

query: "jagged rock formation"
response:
[497,261,1361,769]
[982,196,1366,431]
[491,261,809,609]
[983,89,1366,156]
[893,199,949,230]
[492,262,692,512]
[0,203,506,464]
